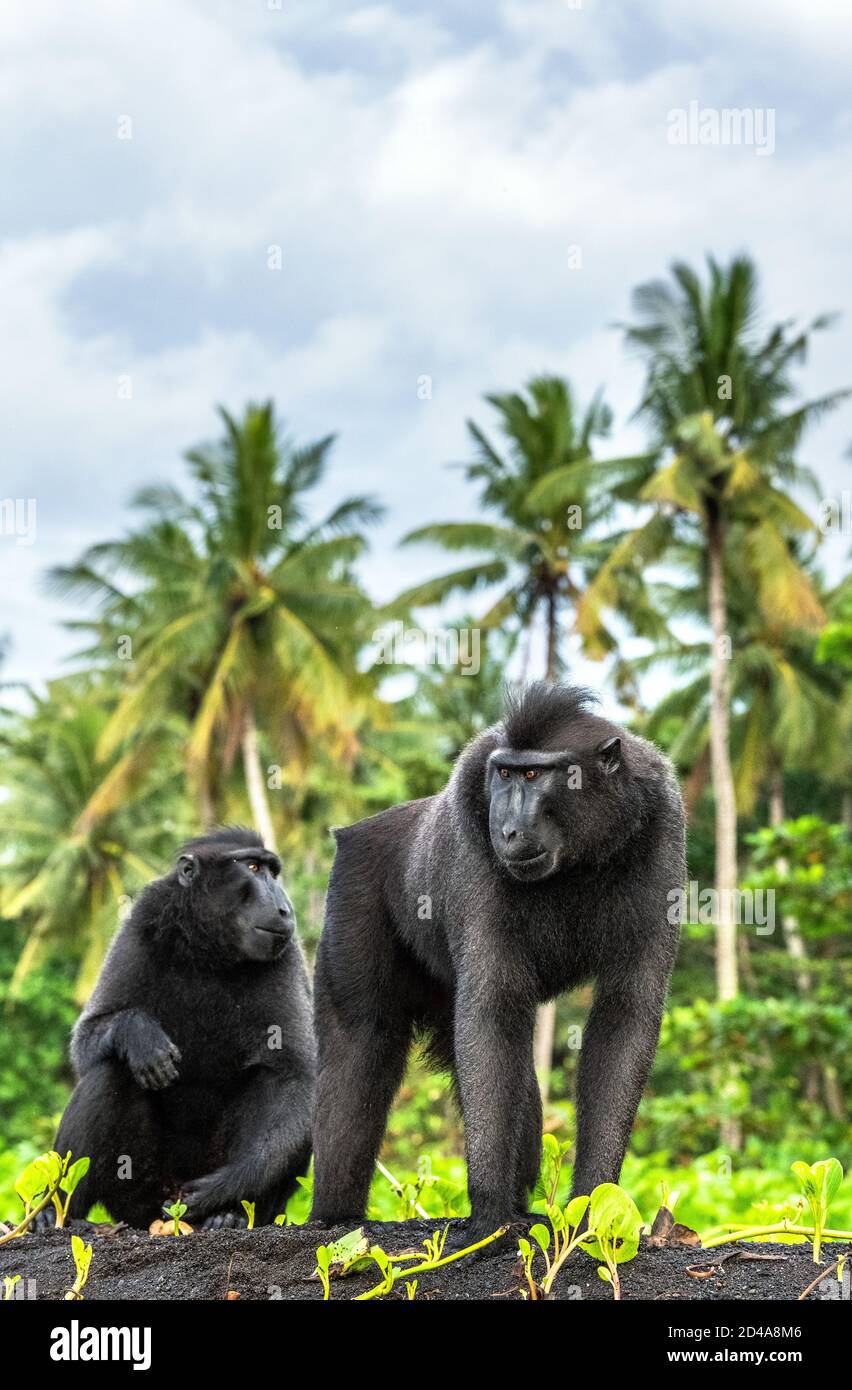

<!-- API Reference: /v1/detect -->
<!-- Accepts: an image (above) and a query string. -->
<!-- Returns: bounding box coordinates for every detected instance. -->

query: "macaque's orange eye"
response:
[525,769,539,780]
[247,862,261,872]
[499,767,510,779]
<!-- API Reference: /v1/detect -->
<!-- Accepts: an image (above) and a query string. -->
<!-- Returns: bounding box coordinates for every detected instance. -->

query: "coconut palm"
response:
[0,677,186,999]
[48,403,383,848]
[398,375,659,673]
[582,255,849,1001]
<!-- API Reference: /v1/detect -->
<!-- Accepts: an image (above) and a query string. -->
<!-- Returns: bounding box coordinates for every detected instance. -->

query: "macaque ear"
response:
[176,854,198,887]
[596,736,621,774]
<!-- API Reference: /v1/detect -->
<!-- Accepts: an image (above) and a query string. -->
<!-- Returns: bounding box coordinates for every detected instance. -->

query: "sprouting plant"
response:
[311,1222,504,1301]
[3,1275,21,1301]
[405,1280,417,1300]
[517,1239,540,1300]
[0,1149,85,1245]
[526,1196,592,1299]
[422,1225,449,1263]
[241,1200,256,1230]
[163,1201,188,1237]
[535,1133,573,1210]
[273,1214,287,1227]
[364,1245,396,1297]
[791,1159,844,1263]
[354,1225,507,1302]
[578,1184,643,1300]
[313,1227,371,1299]
[64,1235,92,1301]
[315,1246,332,1300]
[52,1154,91,1230]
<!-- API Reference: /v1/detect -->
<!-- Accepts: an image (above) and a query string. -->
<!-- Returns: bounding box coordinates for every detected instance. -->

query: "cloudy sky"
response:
[2,0,850,695]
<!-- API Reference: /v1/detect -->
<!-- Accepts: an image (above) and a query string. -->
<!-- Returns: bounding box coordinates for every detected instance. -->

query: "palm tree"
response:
[0,677,185,1000]
[640,534,845,987]
[583,255,849,1001]
[398,376,659,667]
[398,376,656,1094]
[49,403,383,848]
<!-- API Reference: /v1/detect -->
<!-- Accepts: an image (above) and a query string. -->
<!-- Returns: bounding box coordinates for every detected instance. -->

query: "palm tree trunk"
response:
[545,590,558,682]
[241,703,278,852]
[706,512,738,1003]
[706,511,740,1152]
[198,771,217,832]
[768,768,811,994]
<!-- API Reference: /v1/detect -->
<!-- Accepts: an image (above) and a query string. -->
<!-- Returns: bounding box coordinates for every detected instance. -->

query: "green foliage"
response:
[578,1184,643,1299]
[0,327,849,1263]
[791,1158,844,1261]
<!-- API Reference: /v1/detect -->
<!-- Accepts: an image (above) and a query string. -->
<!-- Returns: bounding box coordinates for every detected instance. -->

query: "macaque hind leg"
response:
[55,1060,165,1227]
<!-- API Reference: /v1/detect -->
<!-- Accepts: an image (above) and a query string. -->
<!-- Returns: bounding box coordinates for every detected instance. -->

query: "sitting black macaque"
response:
[311,683,685,1240]
[50,829,315,1229]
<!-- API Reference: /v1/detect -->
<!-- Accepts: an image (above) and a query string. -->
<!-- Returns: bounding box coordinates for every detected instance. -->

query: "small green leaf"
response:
[71,1235,93,1281]
[529,1223,551,1254]
[326,1227,368,1266]
[61,1156,90,1197]
[564,1195,590,1230]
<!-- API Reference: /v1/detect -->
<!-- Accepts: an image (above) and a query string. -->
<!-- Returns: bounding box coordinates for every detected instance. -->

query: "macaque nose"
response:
[502,825,518,843]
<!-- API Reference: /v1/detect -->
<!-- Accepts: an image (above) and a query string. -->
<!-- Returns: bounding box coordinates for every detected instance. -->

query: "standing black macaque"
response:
[311,684,685,1240]
[52,829,315,1229]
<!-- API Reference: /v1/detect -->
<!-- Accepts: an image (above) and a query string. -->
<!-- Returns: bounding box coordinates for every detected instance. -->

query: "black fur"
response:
[310,683,685,1239]
[51,829,315,1229]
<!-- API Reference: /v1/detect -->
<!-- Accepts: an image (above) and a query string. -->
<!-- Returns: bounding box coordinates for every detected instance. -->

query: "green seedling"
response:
[354,1225,508,1302]
[699,1155,852,1252]
[578,1184,643,1301]
[65,1235,92,1301]
[405,1280,418,1300]
[791,1159,844,1263]
[315,1246,332,1300]
[517,1238,541,1300]
[241,1200,256,1230]
[3,1275,21,1301]
[274,1214,287,1226]
[313,1226,372,1297]
[534,1133,573,1210]
[525,1195,591,1299]
[52,1154,91,1230]
[0,1149,88,1245]
[163,1201,188,1237]
[422,1224,449,1263]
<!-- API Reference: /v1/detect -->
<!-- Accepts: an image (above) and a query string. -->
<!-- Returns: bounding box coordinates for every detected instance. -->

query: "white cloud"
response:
[1,0,849,693]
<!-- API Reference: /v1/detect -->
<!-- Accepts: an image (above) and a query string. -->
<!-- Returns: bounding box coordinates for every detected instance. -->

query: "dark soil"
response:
[4,1219,849,1301]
